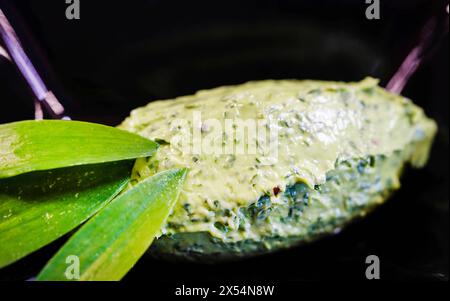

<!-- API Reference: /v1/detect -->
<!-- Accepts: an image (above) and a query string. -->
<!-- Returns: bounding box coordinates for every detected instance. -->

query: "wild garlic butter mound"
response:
[119,78,436,261]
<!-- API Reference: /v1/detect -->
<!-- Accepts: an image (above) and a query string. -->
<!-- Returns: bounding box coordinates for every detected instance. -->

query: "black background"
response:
[0,0,448,281]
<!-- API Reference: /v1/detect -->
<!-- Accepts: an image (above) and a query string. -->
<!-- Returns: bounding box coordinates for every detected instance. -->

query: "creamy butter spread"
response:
[119,78,436,250]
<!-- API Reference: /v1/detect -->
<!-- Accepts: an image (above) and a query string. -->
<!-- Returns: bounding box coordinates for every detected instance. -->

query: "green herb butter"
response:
[119,78,436,261]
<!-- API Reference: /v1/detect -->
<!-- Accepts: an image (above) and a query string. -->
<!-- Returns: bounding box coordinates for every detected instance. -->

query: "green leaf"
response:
[0,161,133,268]
[37,168,187,281]
[0,120,158,179]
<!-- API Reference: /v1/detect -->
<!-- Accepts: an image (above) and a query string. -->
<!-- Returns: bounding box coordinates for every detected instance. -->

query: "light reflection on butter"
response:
[119,78,436,242]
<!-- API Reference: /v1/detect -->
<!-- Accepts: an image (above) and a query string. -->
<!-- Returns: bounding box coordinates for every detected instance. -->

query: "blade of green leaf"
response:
[0,120,158,179]
[0,161,133,268]
[37,168,187,281]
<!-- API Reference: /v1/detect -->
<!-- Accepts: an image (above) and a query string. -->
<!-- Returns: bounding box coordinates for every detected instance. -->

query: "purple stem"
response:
[386,4,449,94]
[0,8,68,119]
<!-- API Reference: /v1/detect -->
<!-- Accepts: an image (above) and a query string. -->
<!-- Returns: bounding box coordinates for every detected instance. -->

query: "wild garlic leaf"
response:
[0,161,133,268]
[0,120,158,179]
[37,168,187,281]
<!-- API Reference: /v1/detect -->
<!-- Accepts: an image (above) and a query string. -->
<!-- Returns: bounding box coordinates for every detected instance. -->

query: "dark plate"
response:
[0,0,448,281]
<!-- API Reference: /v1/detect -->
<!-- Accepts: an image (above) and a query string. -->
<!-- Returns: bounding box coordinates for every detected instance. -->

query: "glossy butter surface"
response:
[119,78,436,251]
